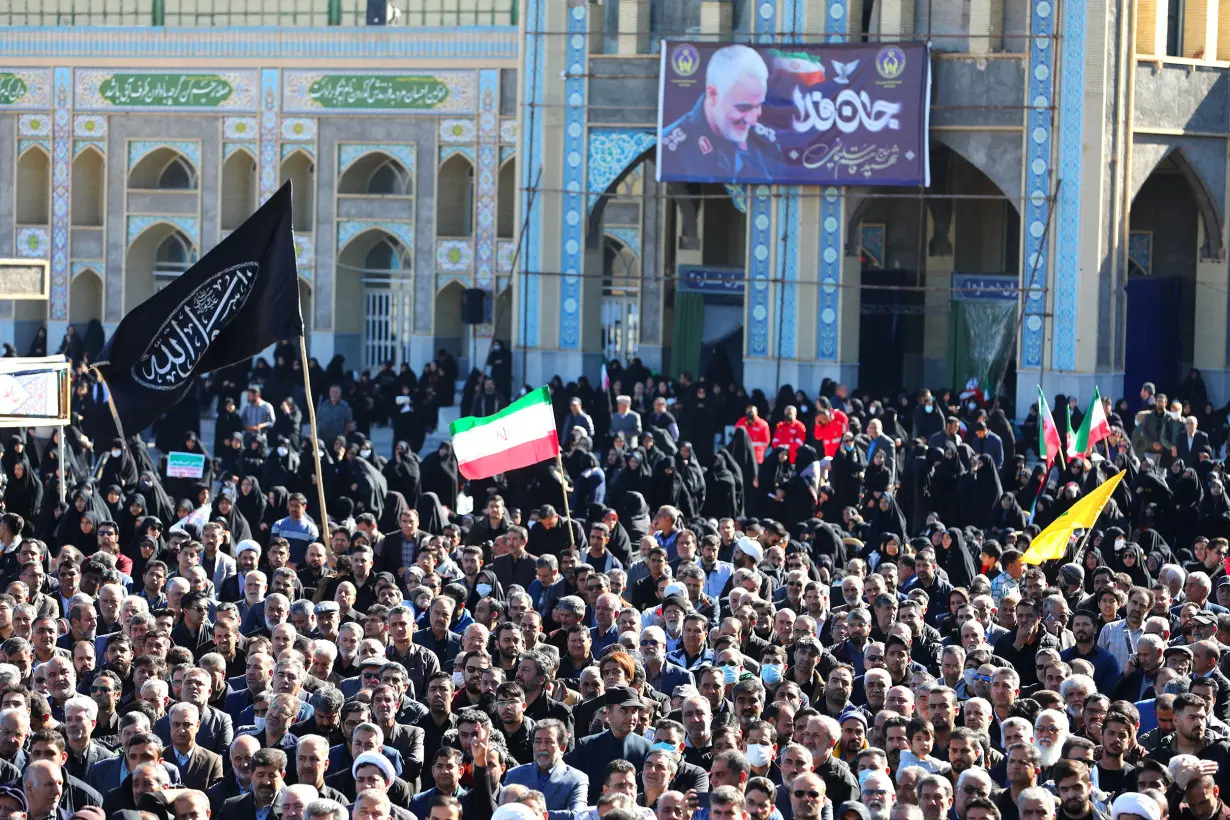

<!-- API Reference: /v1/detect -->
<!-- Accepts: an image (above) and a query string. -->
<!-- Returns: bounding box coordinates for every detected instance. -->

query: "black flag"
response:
[93,182,303,436]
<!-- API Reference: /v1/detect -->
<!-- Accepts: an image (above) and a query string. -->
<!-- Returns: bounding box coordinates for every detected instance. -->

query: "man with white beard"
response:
[1058,676,1095,734]
[1034,710,1069,772]
[861,769,897,820]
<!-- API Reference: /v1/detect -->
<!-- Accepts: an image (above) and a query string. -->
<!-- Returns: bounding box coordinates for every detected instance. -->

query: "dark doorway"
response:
[1124,276,1183,398]
[859,269,925,399]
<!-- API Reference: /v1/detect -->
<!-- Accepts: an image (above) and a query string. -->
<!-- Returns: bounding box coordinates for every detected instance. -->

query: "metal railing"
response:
[0,0,517,26]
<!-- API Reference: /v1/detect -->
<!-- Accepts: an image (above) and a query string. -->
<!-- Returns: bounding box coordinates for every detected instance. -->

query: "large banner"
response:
[657,42,931,186]
[0,356,71,426]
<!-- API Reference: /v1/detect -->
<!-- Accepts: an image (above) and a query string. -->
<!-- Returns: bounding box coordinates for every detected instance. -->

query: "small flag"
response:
[1072,386,1111,456]
[93,182,302,436]
[1023,472,1125,564]
[1038,387,1062,472]
[449,386,561,480]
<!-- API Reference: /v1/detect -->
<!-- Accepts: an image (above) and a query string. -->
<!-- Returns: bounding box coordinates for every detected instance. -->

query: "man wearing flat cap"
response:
[564,686,652,803]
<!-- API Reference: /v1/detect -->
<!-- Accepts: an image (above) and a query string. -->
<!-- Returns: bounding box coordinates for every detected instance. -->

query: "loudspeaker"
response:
[366,0,387,24]
[461,288,486,324]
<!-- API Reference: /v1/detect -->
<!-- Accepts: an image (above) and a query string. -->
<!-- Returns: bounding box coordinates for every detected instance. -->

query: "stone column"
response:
[699,1,732,37]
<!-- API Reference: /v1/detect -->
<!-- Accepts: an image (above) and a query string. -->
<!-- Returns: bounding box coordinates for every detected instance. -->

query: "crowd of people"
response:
[1,336,1230,820]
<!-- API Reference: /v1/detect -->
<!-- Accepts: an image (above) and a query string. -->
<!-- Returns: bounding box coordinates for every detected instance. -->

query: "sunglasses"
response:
[792,790,821,799]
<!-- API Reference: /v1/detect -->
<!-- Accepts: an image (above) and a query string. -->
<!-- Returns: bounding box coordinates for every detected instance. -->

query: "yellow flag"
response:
[1022,471,1126,564]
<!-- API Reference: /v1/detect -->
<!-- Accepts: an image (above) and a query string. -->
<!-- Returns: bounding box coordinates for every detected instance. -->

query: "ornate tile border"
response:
[0,27,519,61]
[439,119,476,143]
[586,129,655,213]
[336,220,414,252]
[520,0,547,347]
[500,119,516,144]
[280,118,315,141]
[224,142,256,161]
[294,233,314,280]
[72,114,105,138]
[75,69,258,111]
[497,240,515,273]
[126,214,199,246]
[127,140,201,171]
[815,0,848,359]
[259,69,279,205]
[436,238,475,272]
[1021,0,1058,369]
[475,69,500,291]
[439,145,475,163]
[1051,0,1085,370]
[776,192,799,360]
[339,142,416,174]
[73,139,103,157]
[557,0,590,351]
[606,226,641,258]
[49,67,70,320]
[224,116,258,140]
[1128,230,1151,275]
[17,138,49,155]
[71,261,104,279]
[282,69,477,115]
[0,69,51,110]
[281,143,315,160]
[747,185,773,357]
[15,227,50,258]
[18,114,51,137]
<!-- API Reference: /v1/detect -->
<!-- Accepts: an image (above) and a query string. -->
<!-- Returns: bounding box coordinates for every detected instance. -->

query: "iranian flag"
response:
[772,51,827,85]
[1038,387,1063,471]
[449,386,560,480]
[1072,386,1112,456]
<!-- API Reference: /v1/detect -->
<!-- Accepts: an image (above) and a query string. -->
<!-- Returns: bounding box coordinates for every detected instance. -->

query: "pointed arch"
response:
[336,227,412,370]
[16,145,50,225]
[497,158,517,240]
[339,151,413,196]
[437,154,475,237]
[70,267,103,324]
[129,147,199,190]
[281,149,316,232]
[71,146,105,227]
[435,280,466,344]
[1143,148,1223,259]
[125,223,198,311]
[221,148,258,232]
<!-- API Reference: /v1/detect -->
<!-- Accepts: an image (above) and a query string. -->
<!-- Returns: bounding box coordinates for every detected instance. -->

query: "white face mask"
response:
[110,449,122,458]
[1114,538,1126,552]
[452,670,465,688]
[745,744,773,768]
[253,716,266,731]
[476,583,494,597]
[277,447,289,457]
[360,449,371,459]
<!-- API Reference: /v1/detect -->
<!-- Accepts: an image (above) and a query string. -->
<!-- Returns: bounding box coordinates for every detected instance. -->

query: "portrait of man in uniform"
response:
[661,44,779,183]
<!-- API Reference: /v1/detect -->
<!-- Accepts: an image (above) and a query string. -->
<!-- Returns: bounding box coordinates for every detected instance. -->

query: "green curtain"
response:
[948,301,1016,397]
[671,292,705,379]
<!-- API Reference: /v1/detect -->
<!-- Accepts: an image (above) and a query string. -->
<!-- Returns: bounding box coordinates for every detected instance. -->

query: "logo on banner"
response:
[671,44,701,77]
[875,46,907,80]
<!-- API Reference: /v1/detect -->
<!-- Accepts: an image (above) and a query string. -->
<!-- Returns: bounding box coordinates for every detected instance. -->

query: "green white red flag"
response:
[1071,386,1111,456]
[449,386,560,480]
[1038,387,1062,471]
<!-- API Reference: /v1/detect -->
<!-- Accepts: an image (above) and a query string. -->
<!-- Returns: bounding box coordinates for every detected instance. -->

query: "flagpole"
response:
[298,337,329,529]
[555,451,576,549]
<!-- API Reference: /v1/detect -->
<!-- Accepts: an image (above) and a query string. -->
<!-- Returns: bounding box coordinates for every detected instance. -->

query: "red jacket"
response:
[772,420,808,462]
[813,409,849,457]
[736,416,772,463]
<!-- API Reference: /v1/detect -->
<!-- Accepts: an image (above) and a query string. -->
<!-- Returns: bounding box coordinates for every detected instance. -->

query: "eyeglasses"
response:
[792,790,821,800]
[961,787,987,797]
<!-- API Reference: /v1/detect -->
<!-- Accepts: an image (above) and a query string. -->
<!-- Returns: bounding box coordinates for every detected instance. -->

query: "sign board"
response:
[0,356,70,426]
[166,451,207,479]
[657,42,931,186]
[0,259,49,300]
